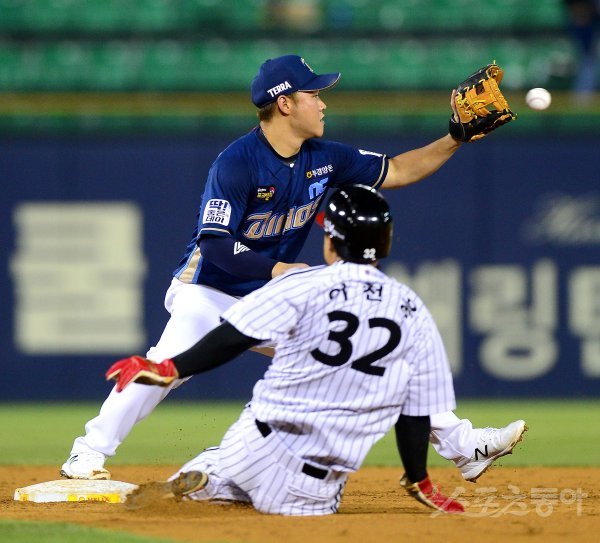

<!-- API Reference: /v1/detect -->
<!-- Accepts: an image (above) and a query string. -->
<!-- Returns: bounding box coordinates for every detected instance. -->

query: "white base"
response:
[14,479,138,503]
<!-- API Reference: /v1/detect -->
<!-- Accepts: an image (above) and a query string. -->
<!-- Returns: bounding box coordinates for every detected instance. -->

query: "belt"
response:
[255,419,329,480]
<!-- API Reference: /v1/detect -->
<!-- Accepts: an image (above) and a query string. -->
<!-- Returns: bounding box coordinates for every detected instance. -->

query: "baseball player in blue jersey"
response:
[107,185,466,516]
[61,54,525,482]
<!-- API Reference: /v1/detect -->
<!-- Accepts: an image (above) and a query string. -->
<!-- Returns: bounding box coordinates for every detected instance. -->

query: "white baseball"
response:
[526,88,551,110]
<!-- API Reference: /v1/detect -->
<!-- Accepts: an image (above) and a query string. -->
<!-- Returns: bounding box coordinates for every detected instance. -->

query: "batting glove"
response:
[402,475,465,513]
[106,356,178,392]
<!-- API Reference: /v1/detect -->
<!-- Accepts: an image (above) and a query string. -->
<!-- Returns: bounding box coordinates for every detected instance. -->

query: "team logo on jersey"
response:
[203,199,231,226]
[256,186,276,202]
[401,298,417,318]
[243,194,324,239]
[308,177,328,199]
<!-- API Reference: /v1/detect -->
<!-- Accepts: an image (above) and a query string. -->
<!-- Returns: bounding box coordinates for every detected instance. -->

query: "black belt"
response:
[255,419,329,480]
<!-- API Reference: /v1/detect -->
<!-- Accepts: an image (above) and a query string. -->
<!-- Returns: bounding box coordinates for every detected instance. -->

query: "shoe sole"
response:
[465,421,528,482]
[60,469,111,480]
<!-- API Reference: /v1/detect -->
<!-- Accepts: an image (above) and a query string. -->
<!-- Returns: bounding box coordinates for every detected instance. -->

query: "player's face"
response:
[290,91,326,139]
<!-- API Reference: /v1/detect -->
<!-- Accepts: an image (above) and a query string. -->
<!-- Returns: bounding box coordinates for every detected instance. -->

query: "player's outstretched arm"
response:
[395,414,464,513]
[381,131,461,190]
[106,321,261,392]
[199,236,308,280]
[380,91,462,190]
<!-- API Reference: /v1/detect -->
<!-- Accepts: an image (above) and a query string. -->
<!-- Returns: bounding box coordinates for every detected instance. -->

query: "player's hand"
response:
[106,356,179,392]
[271,262,309,278]
[403,475,464,513]
[450,89,459,123]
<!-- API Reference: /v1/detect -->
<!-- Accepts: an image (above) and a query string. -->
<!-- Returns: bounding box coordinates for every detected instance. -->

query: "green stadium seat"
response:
[0,45,22,90]
[16,0,69,32]
[376,0,431,32]
[37,42,93,90]
[181,0,227,30]
[334,39,391,88]
[525,37,577,88]
[230,40,288,84]
[528,0,567,29]
[489,39,530,89]
[0,35,586,93]
[131,0,183,32]
[0,0,24,31]
[139,41,195,90]
[225,0,269,31]
[188,41,235,89]
[90,41,143,90]
[75,0,134,32]
[323,0,382,30]
[386,41,430,89]
[422,39,490,88]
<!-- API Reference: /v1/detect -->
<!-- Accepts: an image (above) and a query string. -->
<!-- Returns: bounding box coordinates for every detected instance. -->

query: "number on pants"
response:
[310,310,401,376]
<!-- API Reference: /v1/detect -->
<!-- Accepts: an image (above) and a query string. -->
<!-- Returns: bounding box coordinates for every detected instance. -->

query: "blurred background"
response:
[1,0,599,402]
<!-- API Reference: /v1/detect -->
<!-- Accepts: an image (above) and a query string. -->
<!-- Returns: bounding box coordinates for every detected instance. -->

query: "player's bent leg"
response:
[218,408,347,516]
[429,411,527,482]
[429,411,476,462]
[61,381,176,479]
[170,447,251,504]
[61,280,238,480]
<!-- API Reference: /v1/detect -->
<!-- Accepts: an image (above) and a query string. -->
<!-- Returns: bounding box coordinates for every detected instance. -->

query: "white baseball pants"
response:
[70,279,238,458]
[172,407,348,516]
[69,279,479,465]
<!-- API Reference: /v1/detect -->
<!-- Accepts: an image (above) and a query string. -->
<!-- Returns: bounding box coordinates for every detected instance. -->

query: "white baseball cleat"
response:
[60,452,111,480]
[459,419,527,482]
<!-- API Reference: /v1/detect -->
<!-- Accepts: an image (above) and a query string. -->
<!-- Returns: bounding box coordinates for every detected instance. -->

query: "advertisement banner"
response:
[1,135,598,400]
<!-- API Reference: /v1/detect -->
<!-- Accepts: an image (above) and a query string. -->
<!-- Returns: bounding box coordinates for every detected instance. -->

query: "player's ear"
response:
[277,94,294,116]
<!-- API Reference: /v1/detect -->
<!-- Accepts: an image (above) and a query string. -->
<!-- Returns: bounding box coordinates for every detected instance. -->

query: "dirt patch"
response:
[1,466,597,543]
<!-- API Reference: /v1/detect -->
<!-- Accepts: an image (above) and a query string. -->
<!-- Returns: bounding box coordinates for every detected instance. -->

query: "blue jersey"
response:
[174,127,388,296]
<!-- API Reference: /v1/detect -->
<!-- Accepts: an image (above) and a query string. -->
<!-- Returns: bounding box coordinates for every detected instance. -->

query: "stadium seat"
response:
[139,41,195,89]
[386,41,430,89]
[91,41,143,90]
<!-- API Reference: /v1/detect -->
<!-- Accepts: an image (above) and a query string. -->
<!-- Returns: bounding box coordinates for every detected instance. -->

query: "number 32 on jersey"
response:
[311,310,401,376]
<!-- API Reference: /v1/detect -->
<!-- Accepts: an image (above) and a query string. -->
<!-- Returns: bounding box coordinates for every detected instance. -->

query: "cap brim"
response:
[298,73,341,92]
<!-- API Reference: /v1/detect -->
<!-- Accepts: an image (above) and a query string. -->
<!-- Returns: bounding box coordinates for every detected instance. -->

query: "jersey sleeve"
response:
[326,141,389,190]
[221,271,310,343]
[401,316,457,417]
[198,152,253,238]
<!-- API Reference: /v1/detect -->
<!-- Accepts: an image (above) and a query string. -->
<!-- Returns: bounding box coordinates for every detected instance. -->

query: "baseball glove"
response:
[449,63,516,143]
[106,356,178,392]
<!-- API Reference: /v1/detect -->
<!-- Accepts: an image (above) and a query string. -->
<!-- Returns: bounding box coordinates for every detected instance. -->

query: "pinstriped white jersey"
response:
[222,261,456,472]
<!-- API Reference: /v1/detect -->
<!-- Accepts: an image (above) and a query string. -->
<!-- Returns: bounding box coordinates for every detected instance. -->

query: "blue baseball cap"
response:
[251,55,341,108]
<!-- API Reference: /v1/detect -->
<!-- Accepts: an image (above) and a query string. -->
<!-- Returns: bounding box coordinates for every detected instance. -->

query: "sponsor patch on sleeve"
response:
[203,199,231,225]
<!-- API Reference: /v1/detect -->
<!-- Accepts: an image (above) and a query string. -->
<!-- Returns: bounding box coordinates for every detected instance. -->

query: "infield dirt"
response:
[1,466,598,543]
